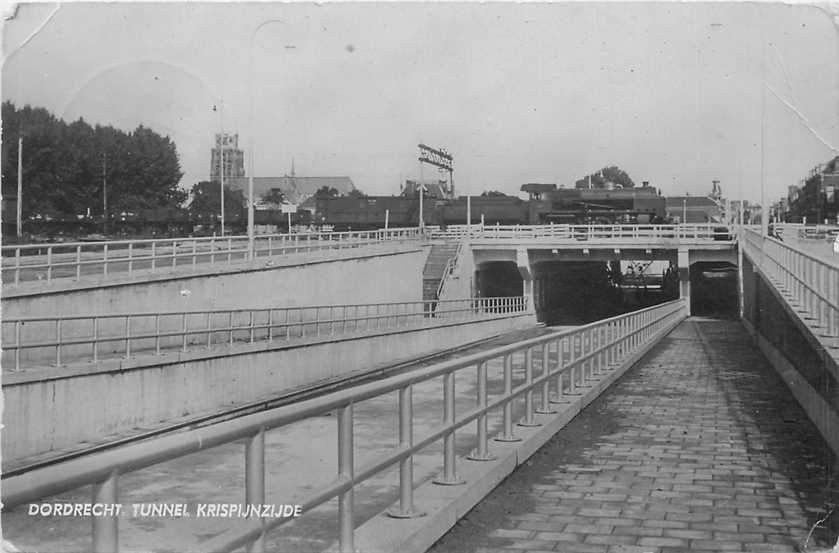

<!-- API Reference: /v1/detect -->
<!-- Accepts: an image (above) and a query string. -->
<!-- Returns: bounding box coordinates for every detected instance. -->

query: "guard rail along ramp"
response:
[1,227,422,287]
[2,299,687,553]
[2,296,527,371]
[740,227,839,353]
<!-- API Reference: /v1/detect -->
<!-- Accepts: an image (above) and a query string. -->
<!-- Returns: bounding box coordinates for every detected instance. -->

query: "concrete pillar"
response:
[516,247,536,315]
[678,248,691,316]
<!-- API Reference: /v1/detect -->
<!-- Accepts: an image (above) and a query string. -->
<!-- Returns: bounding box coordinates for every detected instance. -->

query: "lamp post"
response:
[16,136,22,237]
[218,101,225,237]
[248,19,287,259]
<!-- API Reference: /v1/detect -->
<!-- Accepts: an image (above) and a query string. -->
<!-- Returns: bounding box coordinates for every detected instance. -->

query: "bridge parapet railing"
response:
[1,298,686,553]
[0,227,422,287]
[741,227,839,350]
[428,223,734,242]
[1,296,527,372]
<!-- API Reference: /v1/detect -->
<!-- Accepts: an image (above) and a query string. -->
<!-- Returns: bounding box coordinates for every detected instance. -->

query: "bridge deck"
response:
[430,319,838,553]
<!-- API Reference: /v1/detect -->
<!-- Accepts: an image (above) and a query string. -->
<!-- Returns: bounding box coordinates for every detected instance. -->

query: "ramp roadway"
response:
[428,319,838,553]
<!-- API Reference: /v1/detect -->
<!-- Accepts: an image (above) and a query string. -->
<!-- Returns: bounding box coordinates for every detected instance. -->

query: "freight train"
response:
[315,183,668,230]
[3,184,668,241]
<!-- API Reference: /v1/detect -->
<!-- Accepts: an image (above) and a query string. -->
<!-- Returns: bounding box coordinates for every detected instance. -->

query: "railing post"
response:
[92,471,119,553]
[245,428,267,553]
[229,311,234,346]
[155,314,161,355]
[46,247,53,282]
[124,316,132,358]
[76,245,82,280]
[337,404,355,553]
[192,240,197,269]
[551,338,565,403]
[536,343,556,414]
[495,354,522,442]
[151,242,156,272]
[14,320,22,371]
[569,335,579,394]
[388,384,426,518]
[268,310,274,343]
[14,248,21,285]
[182,313,188,352]
[469,361,495,461]
[55,319,62,366]
[207,312,212,348]
[519,347,540,427]
[249,311,256,343]
[171,240,177,268]
[434,370,466,485]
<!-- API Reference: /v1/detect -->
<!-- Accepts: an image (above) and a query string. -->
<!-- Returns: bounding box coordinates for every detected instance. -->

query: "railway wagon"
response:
[314,196,440,230]
[437,196,530,226]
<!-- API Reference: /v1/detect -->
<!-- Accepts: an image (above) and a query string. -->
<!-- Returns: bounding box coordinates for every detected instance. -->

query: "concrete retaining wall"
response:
[1,244,425,319]
[3,313,536,466]
[741,253,839,456]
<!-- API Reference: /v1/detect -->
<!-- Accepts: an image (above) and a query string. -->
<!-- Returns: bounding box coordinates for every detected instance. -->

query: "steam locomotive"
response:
[315,183,668,230]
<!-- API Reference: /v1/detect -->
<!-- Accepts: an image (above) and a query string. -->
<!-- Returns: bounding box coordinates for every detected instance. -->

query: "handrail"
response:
[2,296,528,372]
[740,227,838,350]
[427,223,735,242]
[1,228,422,287]
[436,241,464,300]
[1,299,687,553]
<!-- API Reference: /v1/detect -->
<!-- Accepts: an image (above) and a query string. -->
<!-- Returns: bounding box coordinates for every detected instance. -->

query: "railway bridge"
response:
[1,223,837,553]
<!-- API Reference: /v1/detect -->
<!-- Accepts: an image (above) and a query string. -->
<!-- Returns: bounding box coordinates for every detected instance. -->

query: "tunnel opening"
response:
[475,261,523,300]
[535,260,679,326]
[690,262,739,318]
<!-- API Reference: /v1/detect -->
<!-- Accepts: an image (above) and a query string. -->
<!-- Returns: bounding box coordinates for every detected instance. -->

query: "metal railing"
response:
[428,223,735,242]
[2,297,528,371]
[1,228,422,287]
[1,299,687,553]
[741,227,839,351]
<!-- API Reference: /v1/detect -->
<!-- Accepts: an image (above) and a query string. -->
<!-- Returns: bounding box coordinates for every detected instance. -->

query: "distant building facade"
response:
[210,133,245,183]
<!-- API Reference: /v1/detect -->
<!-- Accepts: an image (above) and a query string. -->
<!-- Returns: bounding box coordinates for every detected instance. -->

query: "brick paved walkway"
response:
[429,319,838,553]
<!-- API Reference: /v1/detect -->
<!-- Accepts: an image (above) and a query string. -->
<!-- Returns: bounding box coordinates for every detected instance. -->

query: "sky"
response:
[2,1,838,205]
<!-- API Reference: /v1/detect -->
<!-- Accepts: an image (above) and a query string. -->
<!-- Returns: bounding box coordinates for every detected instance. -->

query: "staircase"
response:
[423,243,460,302]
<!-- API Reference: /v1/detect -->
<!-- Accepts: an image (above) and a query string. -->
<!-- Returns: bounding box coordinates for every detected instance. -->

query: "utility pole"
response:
[17,136,22,237]
[219,101,225,237]
[102,153,108,235]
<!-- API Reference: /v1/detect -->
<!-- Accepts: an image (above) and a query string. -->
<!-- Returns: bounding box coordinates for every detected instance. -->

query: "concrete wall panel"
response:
[4,314,536,465]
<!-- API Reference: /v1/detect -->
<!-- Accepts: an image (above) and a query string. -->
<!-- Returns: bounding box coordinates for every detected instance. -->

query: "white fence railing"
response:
[1,228,422,287]
[741,227,839,351]
[2,296,528,371]
[428,223,735,242]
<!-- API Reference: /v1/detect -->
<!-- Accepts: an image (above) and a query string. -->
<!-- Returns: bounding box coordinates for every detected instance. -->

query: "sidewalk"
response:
[429,319,838,553]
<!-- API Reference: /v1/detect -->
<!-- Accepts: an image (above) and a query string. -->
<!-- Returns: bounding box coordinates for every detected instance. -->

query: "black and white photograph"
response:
[1,2,838,552]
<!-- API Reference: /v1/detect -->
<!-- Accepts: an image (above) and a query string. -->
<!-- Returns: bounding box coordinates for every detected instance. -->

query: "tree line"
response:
[1,101,185,221]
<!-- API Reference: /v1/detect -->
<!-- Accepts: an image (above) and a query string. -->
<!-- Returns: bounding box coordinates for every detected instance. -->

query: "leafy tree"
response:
[189,181,245,222]
[481,190,509,197]
[345,188,367,198]
[261,188,286,206]
[1,101,185,221]
[574,166,636,189]
[315,186,340,198]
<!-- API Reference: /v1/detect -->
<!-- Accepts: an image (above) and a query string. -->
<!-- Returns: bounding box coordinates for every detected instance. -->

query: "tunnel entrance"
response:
[475,261,523,300]
[690,262,739,318]
[534,260,679,326]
